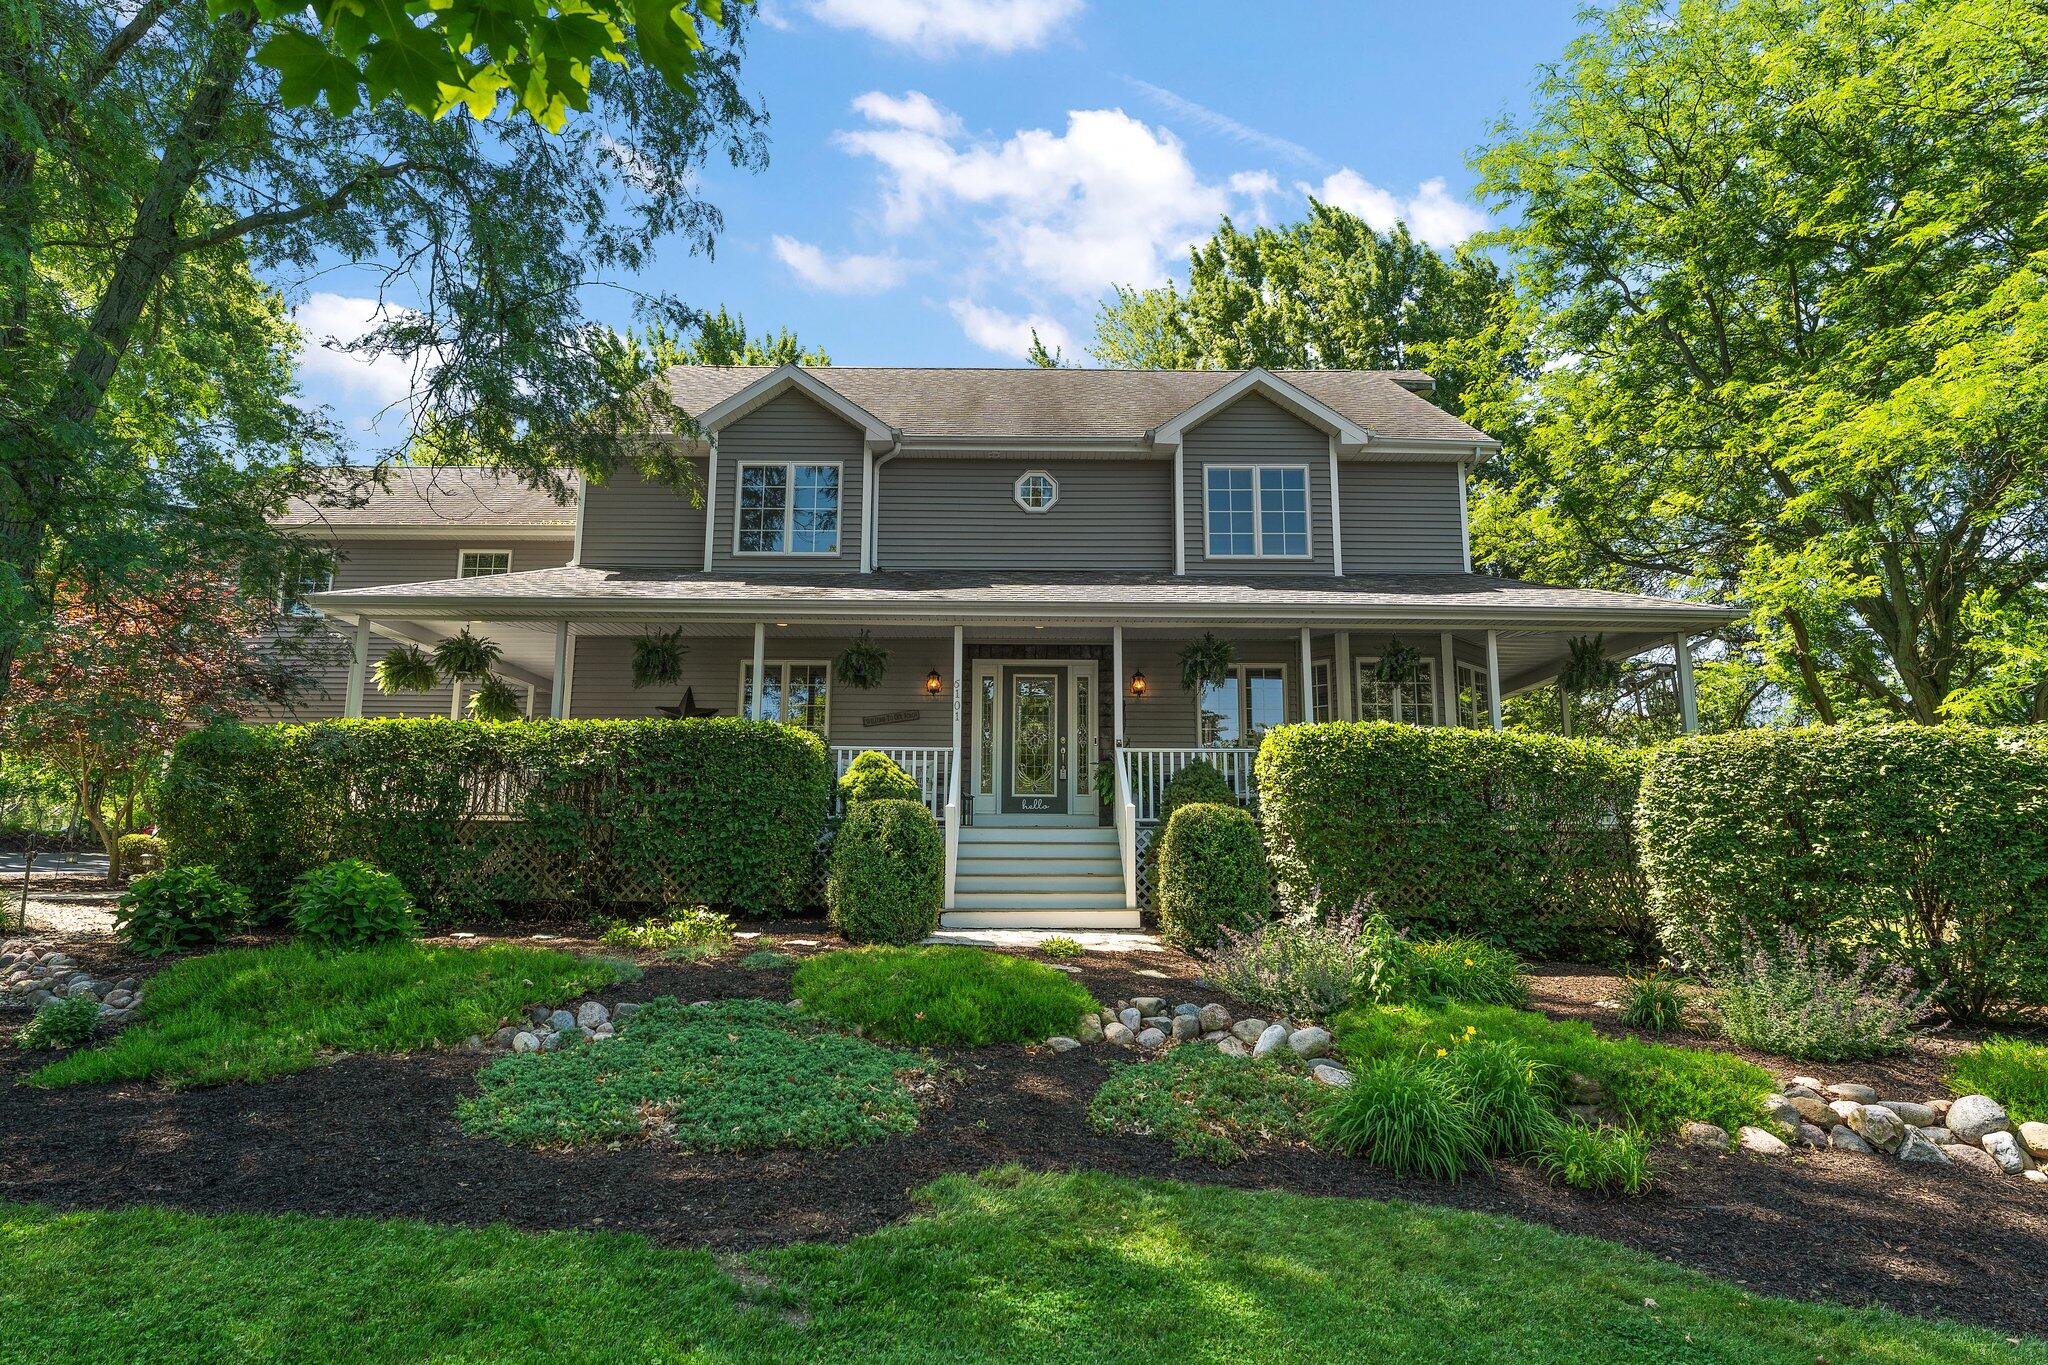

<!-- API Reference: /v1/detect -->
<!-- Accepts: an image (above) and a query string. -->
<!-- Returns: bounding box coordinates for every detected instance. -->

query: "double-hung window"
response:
[1356,658,1440,726]
[1197,665,1288,746]
[1455,661,1491,728]
[740,660,831,734]
[1205,465,1309,559]
[281,567,333,617]
[459,549,512,578]
[736,462,840,555]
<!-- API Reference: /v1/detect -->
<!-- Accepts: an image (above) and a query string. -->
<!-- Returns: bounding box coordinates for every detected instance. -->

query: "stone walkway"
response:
[2,853,117,938]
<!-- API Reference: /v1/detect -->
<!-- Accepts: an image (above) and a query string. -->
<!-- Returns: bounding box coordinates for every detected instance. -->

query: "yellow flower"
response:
[1465,1026,1476,1036]
[1464,957,1475,967]
[1435,1048,1447,1057]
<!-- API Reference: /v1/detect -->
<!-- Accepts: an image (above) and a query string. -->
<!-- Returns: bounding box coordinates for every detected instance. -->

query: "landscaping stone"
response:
[1131,996,1166,1015]
[1787,1074,1825,1092]
[1826,1082,1878,1104]
[1789,1094,1833,1125]
[1118,1007,1141,1032]
[1738,1126,1789,1157]
[2019,1121,2048,1161]
[1947,1095,2011,1144]
[1797,1123,1830,1147]
[512,1031,540,1053]
[1231,1018,1267,1043]
[1946,1143,2003,1177]
[2025,1170,2048,1185]
[1310,1062,1352,1087]
[1917,1126,1958,1145]
[1680,1121,1728,1150]
[491,1026,519,1048]
[1104,1022,1135,1046]
[1046,1036,1082,1053]
[614,1002,640,1021]
[1201,1030,1229,1043]
[576,1001,609,1029]
[1198,1003,1232,1032]
[1873,1099,1938,1128]
[1980,1130,2036,1175]
[1170,1014,1201,1042]
[1142,1016,1172,1032]
[1848,1104,1907,1152]
[1928,1097,1952,1117]
[1896,1131,1953,1167]
[1251,1023,1290,1060]
[1762,1094,1802,1129]
[1564,1072,1603,1106]
[1171,1002,1201,1017]
[1215,1037,1248,1058]
[1830,1128,1873,1154]
[1827,1099,1863,1128]
[1077,1015,1104,1043]
[1784,1083,1824,1102]
[547,1009,577,1033]
[1136,1027,1167,1049]
[1287,1026,1333,1060]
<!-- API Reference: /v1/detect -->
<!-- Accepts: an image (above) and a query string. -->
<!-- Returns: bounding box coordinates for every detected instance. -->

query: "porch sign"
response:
[862,709,922,728]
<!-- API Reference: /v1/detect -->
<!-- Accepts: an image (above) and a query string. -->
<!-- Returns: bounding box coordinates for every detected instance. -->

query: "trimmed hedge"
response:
[1156,802,1270,950]
[1257,723,1650,957]
[838,750,922,805]
[160,718,832,919]
[1639,726,2048,1019]
[826,799,945,945]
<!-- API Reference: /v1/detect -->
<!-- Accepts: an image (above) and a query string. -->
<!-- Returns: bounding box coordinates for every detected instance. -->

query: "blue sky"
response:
[291,0,1585,448]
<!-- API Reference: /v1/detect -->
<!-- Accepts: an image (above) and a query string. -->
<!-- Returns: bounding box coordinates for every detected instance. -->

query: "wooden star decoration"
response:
[656,687,720,719]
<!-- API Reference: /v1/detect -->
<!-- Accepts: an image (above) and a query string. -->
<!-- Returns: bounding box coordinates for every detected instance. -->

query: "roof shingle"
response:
[277,466,576,530]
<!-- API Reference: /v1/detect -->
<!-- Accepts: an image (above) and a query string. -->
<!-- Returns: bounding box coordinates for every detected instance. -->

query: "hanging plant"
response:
[631,630,689,689]
[834,630,889,690]
[1176,632,1236,694]
[374,645,441,695]
[432,627,502,682]
[466,675,525,722]
[1560,634,1623,695]
[1374,637,1423,686]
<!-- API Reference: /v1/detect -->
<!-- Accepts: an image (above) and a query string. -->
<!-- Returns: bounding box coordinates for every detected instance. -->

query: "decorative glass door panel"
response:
[1002,668,1065,813]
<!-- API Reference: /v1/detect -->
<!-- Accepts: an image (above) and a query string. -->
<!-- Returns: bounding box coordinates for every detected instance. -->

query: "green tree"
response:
[1,0,766,698]
[1471,0,2048,724]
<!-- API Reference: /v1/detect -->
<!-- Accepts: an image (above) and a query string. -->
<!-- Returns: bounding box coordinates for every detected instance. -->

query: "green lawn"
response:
[28,942,624,1089]
[1952,1037,2048,1125]
[1,1169,2035,1363]
[791,945,1096,1047]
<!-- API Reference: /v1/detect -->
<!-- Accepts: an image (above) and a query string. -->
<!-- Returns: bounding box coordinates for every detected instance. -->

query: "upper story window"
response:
[281,567,333,617]
[1205,465,1309,558]
[1014,470,1058,512]
[459,549,512,578]
[737,461,840,555]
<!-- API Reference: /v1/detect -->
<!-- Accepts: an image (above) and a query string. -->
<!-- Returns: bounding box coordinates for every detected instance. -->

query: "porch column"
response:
[524,683,536,720]
[1300,626,1315,722]
[1485,630,1503,731]
[950,625,964,754]
[1439,631,1457,726]
[1112,625,1126,748]
[1673,633,1699,734]
[749,621,767,720]
[1558,677,1573,738]
[1335,631,1353,721]
[449,679,463,721]
[549,622,569,718]
[343,617,370,719]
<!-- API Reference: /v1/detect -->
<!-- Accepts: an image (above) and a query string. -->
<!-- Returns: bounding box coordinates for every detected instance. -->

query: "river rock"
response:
[1848,1104,1907,1152]
[1046,1036,1082,1053]
[1199,1003,1233,1032]
[1917,1125,1958,1145]
[1136,1027,1167,1049]
[1104,1022,1135,1046]
[1287,1026,1333,1060]
[1231,1018,1267,1043]
[1118,1007,1141,1032]
[1946,1143,2003,1177]
[547,1009,577,1033]
[1947,1095,2011,1144]
[1216,1036,1248,1058]
[2019,1121,2048,1161]
[1896,1130,1953,1167]
[1131,996,1166,1016]
[1787,1075,1826,1092]
[1797,1123,1830,1147]
[1738,1126,1789,1156]
[1310,1062,1353,1087]
[512,1030,540,1053]
[576,1001,609,1028]
[1828,1100,1864,1129]
[1826,1082,1878,1104]
[1981,1129,2036,1175]
[1830,1128,1874,1154]
[1170,1014,1201,1041]
[1789,1094,1833,1124]
[1077,1014,1104,1042]
[1761,1094,1802,1128]
[1171,1002,1201,1017]
[1873,1099,1938,1128]
[1680,1121,1728,1150]
[1252,1023,1290,1060]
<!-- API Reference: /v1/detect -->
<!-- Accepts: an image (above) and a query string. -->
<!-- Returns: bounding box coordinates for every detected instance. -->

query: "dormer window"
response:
[1013,470,1058,513]
[1205,464,1309,558]
[736,461,840,555]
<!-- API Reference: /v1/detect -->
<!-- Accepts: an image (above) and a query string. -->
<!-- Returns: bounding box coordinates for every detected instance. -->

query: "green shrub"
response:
[740,949,795,971]
[1257,723,1650,957]
[116,832,165,879]
[1145,759,1239,885]
[17,997,100,1051]
[826,799,943,946]
[1038,935,1084,959]
[1531,1123,1652,1195]
[1155,803,1270,950]
[1951,1037,2048,1126]
[1639,725,2048,1019]
[1333,1000,1771,1140]
[1617,970,1686,1034]
[1089,1047,1326,1163]
[1206,899,1409,1020]
[114,865,249,956]
[1317,1055,1487,1180]
[792,946,1096,1048]
[1438,1039,1552,1156]
[1710,929,1933,1061]
[287,859,416,949]
[838,750,922,805]
[598,906,733,952]
[159,718,832,919]
[459,998,926,1149]
[1408,938,1527,1007]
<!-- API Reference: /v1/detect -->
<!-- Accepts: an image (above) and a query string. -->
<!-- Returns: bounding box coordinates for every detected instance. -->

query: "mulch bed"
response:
[3,923,2045,1341]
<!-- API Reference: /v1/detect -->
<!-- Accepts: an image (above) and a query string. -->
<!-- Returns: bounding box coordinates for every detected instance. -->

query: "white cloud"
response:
[949,298,1074,358]
[1229,170,1280,225]
[771,235,910,294]
[1302,170,1488,249]
[1122,78,1323,169]
[291,292,418,425]
[803,0,1080,54]
[837,100,1230,299]
[849,90,960,136]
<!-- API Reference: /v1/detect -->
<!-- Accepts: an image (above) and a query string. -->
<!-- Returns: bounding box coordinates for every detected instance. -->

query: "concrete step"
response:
[951,889,1131,911]
[940,908,1144,930]
[960,824,1116,845]
[955,855,1124,877]
[956,872,1126,894]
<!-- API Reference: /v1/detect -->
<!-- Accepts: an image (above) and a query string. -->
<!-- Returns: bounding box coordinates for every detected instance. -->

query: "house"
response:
[288,365,1739,928]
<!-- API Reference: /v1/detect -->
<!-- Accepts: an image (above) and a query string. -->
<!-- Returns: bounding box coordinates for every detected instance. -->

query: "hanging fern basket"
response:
[432,627,503,682]
[1560,634,1623,695]
[1374,637,1422,686]
[631,630,689,689]
[466,674,525,722]
[374,645,441,695]
[834,630,890,690]
[1176,632,1236,694]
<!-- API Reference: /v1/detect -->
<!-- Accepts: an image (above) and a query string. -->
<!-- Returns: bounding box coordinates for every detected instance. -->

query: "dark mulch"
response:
[2,925,2045,1341]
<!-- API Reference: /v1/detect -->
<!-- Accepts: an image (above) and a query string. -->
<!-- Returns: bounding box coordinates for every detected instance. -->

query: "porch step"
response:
[940,908,1144,930]
[948,819,1131,928]
[960,824,1115,844]
[955,856,1123,877]
[950,889,1131,911]
[956,872,1126,894]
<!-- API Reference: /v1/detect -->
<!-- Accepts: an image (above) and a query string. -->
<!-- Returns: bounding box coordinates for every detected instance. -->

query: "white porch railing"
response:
[1113,752,1138,909]
[942,757,962,909]
[833,745,954,820]
[1118,746,1260,825]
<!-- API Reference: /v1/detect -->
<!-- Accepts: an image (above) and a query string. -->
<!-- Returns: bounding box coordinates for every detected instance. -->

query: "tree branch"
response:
[177,160,421,253]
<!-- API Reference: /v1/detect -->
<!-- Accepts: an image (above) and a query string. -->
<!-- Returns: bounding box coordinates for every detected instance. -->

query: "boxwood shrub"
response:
[1155,802,1270,950]
[1639,725,2048,1019]
[159,718,832,919]
[838,750,922,805]
[826,798,944,945]
[1256,723,1650,957]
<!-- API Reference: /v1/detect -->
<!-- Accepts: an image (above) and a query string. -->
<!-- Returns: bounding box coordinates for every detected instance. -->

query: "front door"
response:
[1001,666,1065,814]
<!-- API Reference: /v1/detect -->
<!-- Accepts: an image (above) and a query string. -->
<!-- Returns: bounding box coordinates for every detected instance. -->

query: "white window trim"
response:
[737,658,833,734]
[1013,469,1059,513]
[731,459,844,557]
[281,568,333,617]
[1455,660,1490,729]
[1201,462,1313,560]
[1355,656,1441,726]
[1312,659,1333,724]
[1194,662,1291,746]
[457,548,513,578]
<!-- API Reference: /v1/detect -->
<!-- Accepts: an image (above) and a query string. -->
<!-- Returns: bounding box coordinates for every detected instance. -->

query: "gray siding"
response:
[1340,463,1466,573]
[1182,394,1335,576]
[577,461,706,569]
[878,458,1174,571]
[709,391,865,573]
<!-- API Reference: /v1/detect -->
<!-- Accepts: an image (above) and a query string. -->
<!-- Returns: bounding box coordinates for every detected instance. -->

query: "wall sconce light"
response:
[1129,670,1148,698]
[925,669,944,696]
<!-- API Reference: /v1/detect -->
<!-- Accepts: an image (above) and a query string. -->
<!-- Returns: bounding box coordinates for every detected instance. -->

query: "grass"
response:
[739,949,796,971]
[1531,1123,1654,1195]
[1406,937,1528,1006]
[28,942,621,1089]
[1087,1046,1327,1163]
[1617,970,1686,1033]
[459,998,926,1149]
[1952,1037,2048,1125]
[1,1167,2036,1363]
[1334,999,1773,1139]
[791,946,1096,1048]
[1317,1055,1488,1180]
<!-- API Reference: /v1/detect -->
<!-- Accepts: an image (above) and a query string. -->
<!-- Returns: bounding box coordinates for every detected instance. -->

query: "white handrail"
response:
[1113,749,1137,910]
[1117,746,1259,824]
[832,745,952,819]
[942,754,962,909]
